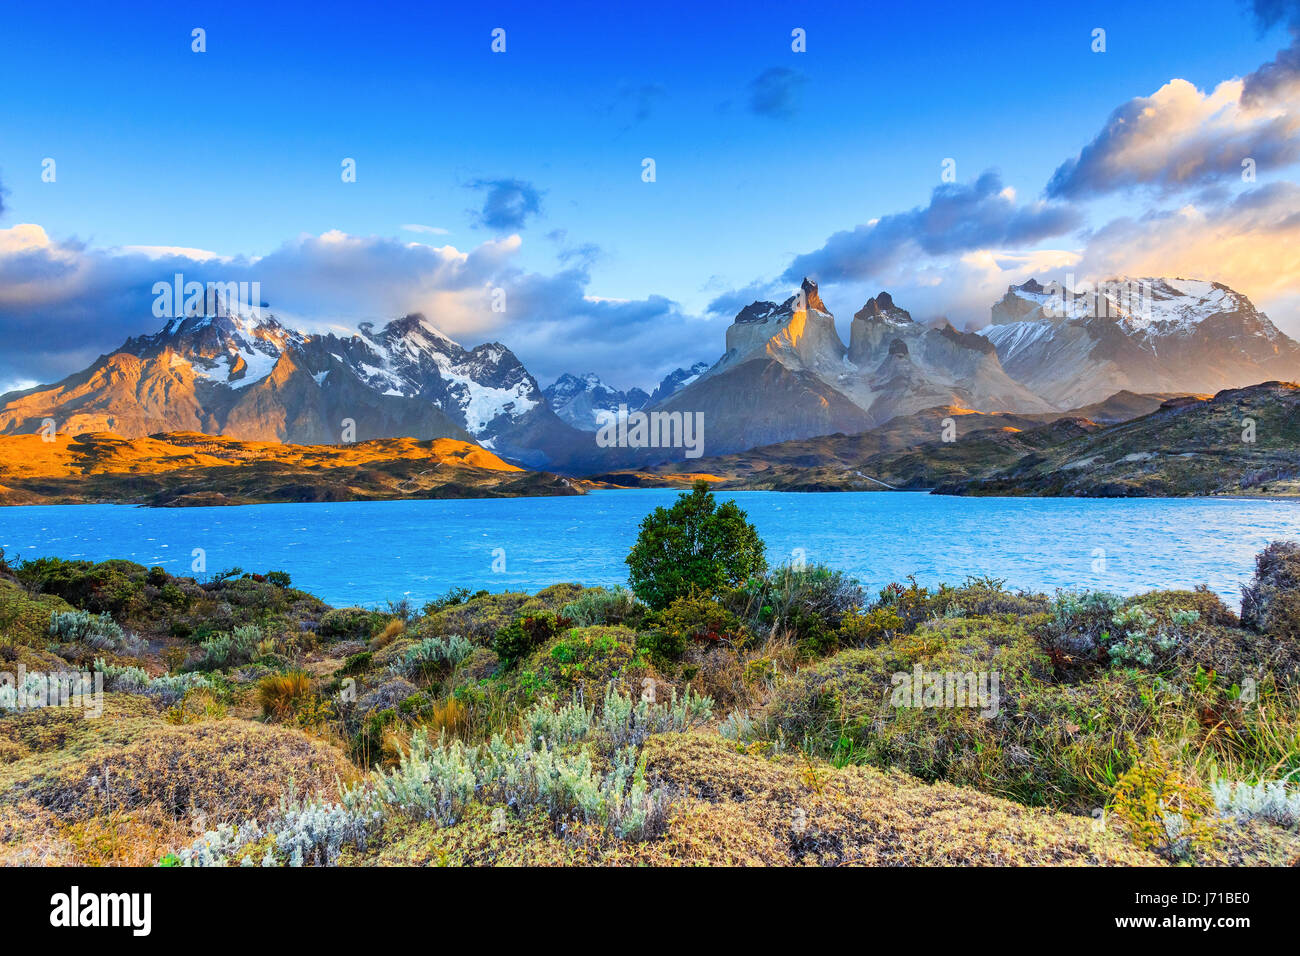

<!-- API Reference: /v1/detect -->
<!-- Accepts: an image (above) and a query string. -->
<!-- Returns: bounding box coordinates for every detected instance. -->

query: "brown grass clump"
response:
[371,618,405,649]
[256,670,314,719]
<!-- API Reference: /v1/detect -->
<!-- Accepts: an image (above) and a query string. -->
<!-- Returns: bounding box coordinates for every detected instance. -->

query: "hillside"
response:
[940,382,1300,497]
[0,432,582,506]
[605,391,1175,491]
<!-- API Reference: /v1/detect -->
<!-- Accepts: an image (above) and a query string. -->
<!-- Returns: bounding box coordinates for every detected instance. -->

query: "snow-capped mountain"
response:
[654,278,1052,455]
[646,362,711,406]
[542,373,651,432]
[0,306,586,468]
[980,277,1300,408]
[542,364,715,431]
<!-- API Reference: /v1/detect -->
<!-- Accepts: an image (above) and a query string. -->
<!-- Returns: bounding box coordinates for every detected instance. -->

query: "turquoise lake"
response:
[1,490,1297,608]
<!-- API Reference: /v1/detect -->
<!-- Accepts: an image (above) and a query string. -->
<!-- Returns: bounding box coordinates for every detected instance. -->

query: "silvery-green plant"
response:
[199,624,262,668]
[390,635,473,678]
[523,694,594,749]
[95,657,210,703]
[561,586,640,626]
[598,684,713,748]
[272,786,377,866]
[1211,779,1300,828]
[371,728,477,825]
[49,609,127,649]
[172,820,263,867]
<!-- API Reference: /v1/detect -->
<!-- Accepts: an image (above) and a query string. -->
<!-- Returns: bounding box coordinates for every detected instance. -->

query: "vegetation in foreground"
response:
[1,481,1298,866]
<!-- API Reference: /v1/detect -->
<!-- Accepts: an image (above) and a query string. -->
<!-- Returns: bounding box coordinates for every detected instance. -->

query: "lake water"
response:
[1,491,1297,609]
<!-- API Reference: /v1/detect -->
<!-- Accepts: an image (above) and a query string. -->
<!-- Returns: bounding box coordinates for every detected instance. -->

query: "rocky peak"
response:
[854,292,913,324]
[799,277,827,314]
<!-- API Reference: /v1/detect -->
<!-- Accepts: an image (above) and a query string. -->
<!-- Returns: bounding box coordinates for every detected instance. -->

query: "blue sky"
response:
[1,0,1298,391]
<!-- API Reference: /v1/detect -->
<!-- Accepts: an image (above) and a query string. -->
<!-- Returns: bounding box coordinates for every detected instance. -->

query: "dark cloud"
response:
[1046,75,1300,199]
[0,227,714,395]
[1242,27,1300,104]
[467,178,543,231]
[781,170,1080,284]
[1048,5,1300,198]
[705,280,783,317]
[748,67,805,119]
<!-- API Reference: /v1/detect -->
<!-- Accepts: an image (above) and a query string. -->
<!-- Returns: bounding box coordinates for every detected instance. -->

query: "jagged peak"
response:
[380,313,461,349]
[854,292,912,324]
[799,277,827,313]
[1011,278,1047,295]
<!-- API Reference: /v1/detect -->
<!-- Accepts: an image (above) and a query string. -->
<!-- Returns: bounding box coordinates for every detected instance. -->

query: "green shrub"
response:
[729,564,862,653]
[340,651,373,676]
[625,480,766,610]
[1242,540,1300,642]
[649,591,744,663]
[390,635,473,681]
[493,611,572,669]
[561,586,646,628]
[421,586,487,617]
[532,625,640,690]
[320,607,382,639]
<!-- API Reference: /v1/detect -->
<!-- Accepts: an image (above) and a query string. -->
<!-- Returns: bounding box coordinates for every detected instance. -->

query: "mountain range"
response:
[1,276,1296,472]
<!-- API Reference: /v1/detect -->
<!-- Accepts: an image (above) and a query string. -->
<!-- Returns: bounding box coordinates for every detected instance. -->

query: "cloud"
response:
[467,178,543,231]
[1046,74,1300,199]
[0,224,716,395]
[0,172,6,218]
[401,224,450,235]
[611,81,667,125]
[704,280,785,317]
[748,67,806,119]
[1069,180,1300,329]
[780,170,1080,285]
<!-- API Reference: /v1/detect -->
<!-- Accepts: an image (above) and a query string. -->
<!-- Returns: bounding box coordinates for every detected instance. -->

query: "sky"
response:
[1,0,1299,393]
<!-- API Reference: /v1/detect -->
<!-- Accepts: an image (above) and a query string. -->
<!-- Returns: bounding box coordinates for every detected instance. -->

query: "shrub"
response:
[199,624,262,669]
[625,480,766,610]
[532,626,639,691]
[95,657,211,704]
[651,591,743,662]
[493,611,572,668]
[390,635,473,681]
[1241,540,1300,641]
[1211,779,1300,828]
[48,609,127,649]
[320,607,382,640]
[561,586,645,628]
[266,571,292,589]
[729,564,862,652]
[256,670,315,720]
[340,651,373,676]
[422,586,488,617]
[1110,743,1214,860]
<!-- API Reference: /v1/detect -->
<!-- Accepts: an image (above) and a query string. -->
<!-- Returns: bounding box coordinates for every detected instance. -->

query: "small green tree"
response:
[625,480,766,610]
